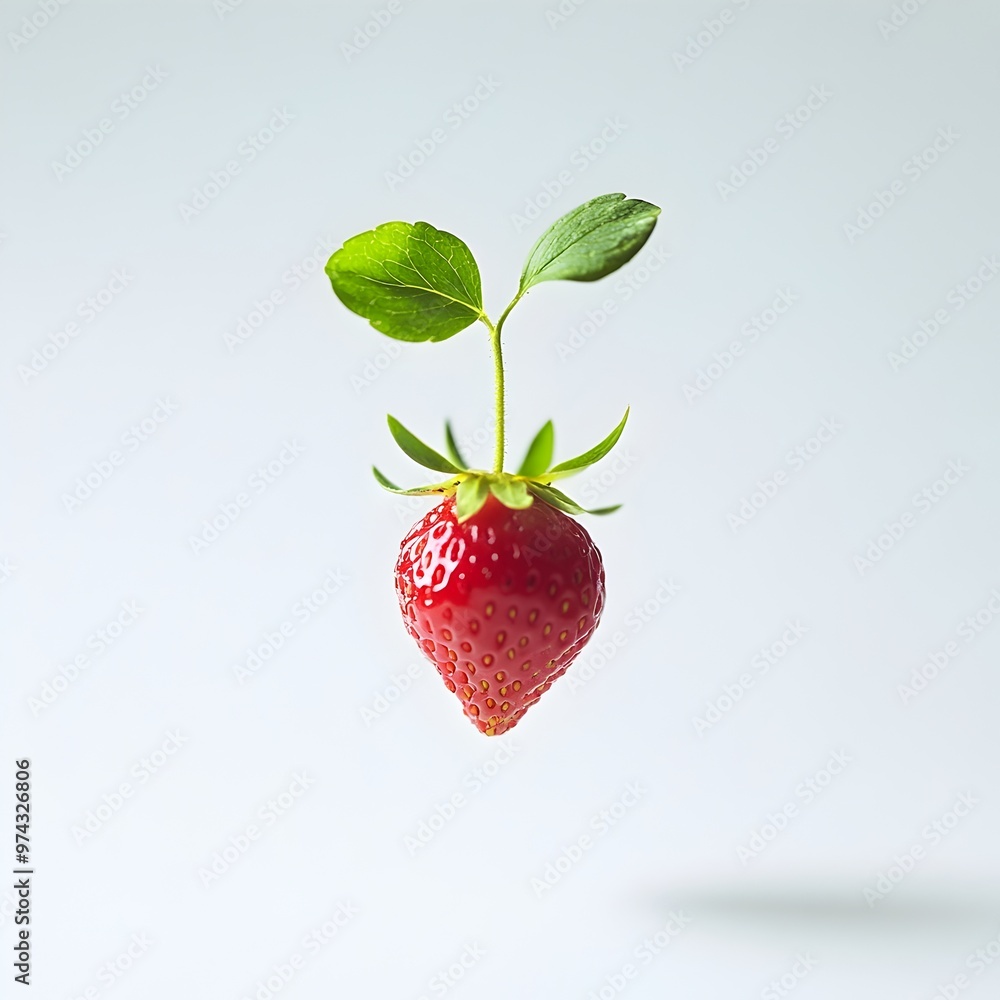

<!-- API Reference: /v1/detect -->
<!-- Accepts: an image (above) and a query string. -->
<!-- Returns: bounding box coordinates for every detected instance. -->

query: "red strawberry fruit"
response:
[324,193,661,734]
[396,493,605,735]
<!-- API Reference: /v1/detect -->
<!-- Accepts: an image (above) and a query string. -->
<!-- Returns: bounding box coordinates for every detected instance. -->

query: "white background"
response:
[2,1,1000,997]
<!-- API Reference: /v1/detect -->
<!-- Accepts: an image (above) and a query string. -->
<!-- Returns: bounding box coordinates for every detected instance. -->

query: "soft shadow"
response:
[659,880,1000,927]
[642,879,1000,952]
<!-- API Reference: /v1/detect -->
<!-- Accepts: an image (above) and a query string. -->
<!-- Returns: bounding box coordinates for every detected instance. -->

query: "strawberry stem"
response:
[484,292,524,474]
[486,321,505,473]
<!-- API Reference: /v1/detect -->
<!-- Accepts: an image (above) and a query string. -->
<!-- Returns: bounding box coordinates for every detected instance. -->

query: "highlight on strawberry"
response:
[326,193,661,735]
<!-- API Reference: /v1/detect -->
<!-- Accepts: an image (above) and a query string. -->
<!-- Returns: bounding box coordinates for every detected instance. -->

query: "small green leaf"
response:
[326,221,483,342]
[519,194,660,292]
[516,420,554,478]
[444,421,468,469]
[372,466,463,495]
[545,408,630,480]
[455,475,490,521]
[490,477,533,510]
[387,416,463,474]
[528,482,621,516]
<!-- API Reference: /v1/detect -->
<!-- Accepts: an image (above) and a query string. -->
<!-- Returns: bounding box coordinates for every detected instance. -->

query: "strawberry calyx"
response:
[372,408,629,522]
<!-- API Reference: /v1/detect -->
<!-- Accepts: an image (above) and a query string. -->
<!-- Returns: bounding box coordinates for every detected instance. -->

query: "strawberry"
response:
[324,193,661,734]
[396,493,605,735]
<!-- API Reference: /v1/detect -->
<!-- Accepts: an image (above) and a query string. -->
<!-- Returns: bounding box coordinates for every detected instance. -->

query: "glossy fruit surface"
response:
[395,494,606,735]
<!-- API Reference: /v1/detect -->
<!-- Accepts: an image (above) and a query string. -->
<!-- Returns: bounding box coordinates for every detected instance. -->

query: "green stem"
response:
[482,292,524,475]
[480,318,504,473]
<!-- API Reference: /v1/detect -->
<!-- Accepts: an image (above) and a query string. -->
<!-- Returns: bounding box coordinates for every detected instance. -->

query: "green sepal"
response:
[387,415,463,474]
[516,420,554,478]
[544,408,629,480]
[444,421,468,469]
[527,481,621,516]
[489,477,533,509]
[372,466,463,496]
[455,475,491,521]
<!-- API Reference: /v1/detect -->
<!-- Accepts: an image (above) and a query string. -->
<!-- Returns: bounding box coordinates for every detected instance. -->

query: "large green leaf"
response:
[544,408,629,480]
[519,194,660,292]
[326,221,483,342]
[387,415,463,474]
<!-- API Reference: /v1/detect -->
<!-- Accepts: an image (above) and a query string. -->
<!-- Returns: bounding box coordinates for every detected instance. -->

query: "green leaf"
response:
[387,415,463,474]
[519,193,660,292]
[489,477,533,509]
[444,421,468,469]
[455,475,490,521]
[545,408,630,480]
[372,466,463,495]
[516,420,554,478]
[528,482,621,516]
[326,221,484,342]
